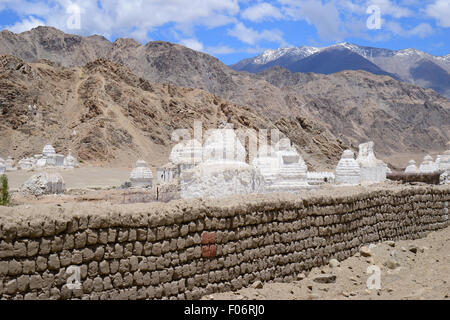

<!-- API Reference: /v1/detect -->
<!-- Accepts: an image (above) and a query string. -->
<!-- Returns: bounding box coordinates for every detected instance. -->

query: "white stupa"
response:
[130,160,153,188]
[335,150,361,185]
[356,142,386,183]
[180,124,264,199]
[0,158,5,174]
[36,157,47,168]
[18,158,33,170]
[251,145,279,185]
[169,139,203,166]
[419,155,437,173]
[202,126,246,163]
[266,139,310,193]
[5,157,16,171]
[64,150,79,168]
[404,160,418,174]
[42,144,56,157]
[439,149,450,171]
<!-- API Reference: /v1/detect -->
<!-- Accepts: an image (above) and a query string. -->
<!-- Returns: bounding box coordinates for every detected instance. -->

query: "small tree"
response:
[0,174,11,206]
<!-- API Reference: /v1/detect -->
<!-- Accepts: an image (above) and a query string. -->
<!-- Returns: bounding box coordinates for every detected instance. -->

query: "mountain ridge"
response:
[0,26,449,168]
[231,42,450,98]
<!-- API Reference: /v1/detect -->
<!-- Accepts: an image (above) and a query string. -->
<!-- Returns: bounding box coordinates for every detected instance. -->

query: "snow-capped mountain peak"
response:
[253,46,321,65]
[395,48,427,57]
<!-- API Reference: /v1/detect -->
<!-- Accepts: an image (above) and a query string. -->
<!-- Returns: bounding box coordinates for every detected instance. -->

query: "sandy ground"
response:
[204,226,450,300]
[4,167,134,190]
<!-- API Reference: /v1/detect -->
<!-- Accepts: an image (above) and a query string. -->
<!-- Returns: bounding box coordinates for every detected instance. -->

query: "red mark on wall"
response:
[201,231,216,258]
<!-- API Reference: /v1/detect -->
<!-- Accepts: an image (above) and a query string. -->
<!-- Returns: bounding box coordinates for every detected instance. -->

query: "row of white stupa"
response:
[128,125,389,199]
[0,144,79,174]
[404,153,450,174]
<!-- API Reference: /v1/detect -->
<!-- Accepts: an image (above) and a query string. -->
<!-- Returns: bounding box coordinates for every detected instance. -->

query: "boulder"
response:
[22,172,66,196]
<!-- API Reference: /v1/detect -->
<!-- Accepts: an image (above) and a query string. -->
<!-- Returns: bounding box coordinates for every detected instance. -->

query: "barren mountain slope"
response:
[0,55,345,170]
[1,27,449,164]
[0,27,293,118]
[258,67,450,158]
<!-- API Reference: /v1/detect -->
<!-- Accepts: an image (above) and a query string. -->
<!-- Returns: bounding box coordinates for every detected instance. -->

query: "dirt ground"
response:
[5,167,136,190]
[204,226,450,300]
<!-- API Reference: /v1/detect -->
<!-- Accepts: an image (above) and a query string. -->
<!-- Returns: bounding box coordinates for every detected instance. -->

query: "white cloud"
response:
[281,0,345,41]
[6,16,45,33]
[206,45,236,55]
[241,2,283,22]
[426,0,450,28]
[179,38,204,52]
[385,21,434,38]
[366,0,413,18]
[0,0,240,41]
[227,22,286,45]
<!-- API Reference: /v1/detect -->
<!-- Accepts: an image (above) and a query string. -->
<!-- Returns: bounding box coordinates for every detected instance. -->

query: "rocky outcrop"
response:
[21,172,66,196]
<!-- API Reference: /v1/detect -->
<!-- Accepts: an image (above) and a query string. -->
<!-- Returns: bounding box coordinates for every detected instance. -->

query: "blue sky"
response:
[0,0,449,65]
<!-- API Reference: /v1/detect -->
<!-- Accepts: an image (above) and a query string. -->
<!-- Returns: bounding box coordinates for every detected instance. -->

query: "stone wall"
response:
[0,185,449,300]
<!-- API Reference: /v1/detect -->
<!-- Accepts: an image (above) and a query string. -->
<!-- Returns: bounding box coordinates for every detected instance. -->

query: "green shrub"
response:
[0,174,11,206]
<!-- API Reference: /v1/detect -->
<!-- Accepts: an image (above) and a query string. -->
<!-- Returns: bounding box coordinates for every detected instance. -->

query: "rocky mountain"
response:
[231,42,450,98]
[0,27,449,168]
[231,46,321,73]
[257,66,450,165]
[0,55,345,170]
[287,46,398,79]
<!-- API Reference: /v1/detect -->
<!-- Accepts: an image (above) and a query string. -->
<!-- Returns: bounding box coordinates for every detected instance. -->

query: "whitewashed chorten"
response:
[0,158,5,174]
[335,150,361,185]
[180,124,264,199]
[356,141,386,183]
[419,155,437,173]
[130,160,153,188]
[404,160,418,174]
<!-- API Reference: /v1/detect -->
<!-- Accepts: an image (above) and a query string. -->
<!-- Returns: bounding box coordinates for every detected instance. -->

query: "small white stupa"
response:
[356,142,386,183]
[251,145,279,185]
[169,139,203,166]
[180,124,264,199]
[0,158,5,174]
[335,150,361,185]
[419,155,437,173]
[158,139,203,185]
[64,150,79,168]
[438,147,450,171]
[5,157,16,171]
[18,158,33,170]
[404,160,418,174]
[266,139,309,193]
[130,160,153,188]
[42,144,56,157]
